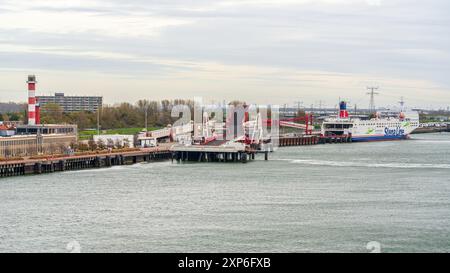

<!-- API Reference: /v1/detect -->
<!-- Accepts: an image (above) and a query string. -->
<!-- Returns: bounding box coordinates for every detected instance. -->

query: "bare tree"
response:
[88,139,97,151]
[106,138,114,149]
[97,139,106,150]
[114,139,123,149]
[123,138,130,148]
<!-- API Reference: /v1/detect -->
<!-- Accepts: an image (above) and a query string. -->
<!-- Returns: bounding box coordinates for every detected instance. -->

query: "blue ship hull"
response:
[351,135,408,142]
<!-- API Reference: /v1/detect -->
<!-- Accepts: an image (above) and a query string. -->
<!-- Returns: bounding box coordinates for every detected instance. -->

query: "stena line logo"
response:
[385,127,405,136]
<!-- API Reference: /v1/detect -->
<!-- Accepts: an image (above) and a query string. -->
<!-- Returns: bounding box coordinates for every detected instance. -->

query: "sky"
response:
[0,0,449,109]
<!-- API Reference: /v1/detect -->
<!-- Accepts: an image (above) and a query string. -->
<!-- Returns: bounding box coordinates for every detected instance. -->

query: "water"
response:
[1,133,450,253]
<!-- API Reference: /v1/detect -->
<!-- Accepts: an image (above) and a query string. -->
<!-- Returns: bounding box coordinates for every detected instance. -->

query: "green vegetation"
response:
[35,99,194,131]
[0,111,25,122]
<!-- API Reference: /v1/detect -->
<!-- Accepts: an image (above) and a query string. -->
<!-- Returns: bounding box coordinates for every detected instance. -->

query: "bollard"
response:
[241,153,247,163]
[35,162,42,174]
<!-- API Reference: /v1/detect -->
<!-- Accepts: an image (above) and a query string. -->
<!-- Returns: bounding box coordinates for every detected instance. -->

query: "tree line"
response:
[0,111,24,122]
[39,99,195,130]
[1,99,281,131]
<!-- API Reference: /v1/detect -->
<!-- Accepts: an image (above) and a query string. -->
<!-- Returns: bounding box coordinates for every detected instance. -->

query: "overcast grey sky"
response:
[0,0,449,109]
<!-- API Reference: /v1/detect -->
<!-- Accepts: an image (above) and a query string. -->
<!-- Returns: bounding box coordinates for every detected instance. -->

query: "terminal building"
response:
[1,124,78,158]
[37,92,102,113]
[0,133,77,158]
[15,124,77,136]
[0,76,78,158]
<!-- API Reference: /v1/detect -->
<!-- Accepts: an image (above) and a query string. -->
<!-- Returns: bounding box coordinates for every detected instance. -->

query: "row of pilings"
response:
[278,135,320,147]
[0,150,172,178]
[278,135,352,147]
[171,150,265,163]
[318,135,352,144]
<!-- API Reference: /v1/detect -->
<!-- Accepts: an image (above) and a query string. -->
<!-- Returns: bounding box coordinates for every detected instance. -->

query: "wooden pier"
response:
[0,148,171,178]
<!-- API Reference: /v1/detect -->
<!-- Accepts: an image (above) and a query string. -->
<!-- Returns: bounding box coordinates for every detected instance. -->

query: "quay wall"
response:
[0,148,171,178]
[278,135,352,147]
[412,126,450,134]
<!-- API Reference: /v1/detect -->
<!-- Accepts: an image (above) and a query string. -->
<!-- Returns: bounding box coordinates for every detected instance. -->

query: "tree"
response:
[160,100,172,126]
[114,139,123,149]
[0,98,196,131]
[78,143,89,151]
[41,103,64,124]
[71,111,92,130]
[7,112,20,121]
[106,138,114,149]
[97,139,106,150]
[88,139,97,151]
[69,141,78,151]
[123,138,130,148]
[0,112,7,121]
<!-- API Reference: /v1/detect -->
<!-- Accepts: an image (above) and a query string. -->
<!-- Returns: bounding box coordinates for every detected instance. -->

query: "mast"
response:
[366,86,379,112]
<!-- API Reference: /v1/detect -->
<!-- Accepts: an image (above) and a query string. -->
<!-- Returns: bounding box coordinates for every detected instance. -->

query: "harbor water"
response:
[1,133,449,252]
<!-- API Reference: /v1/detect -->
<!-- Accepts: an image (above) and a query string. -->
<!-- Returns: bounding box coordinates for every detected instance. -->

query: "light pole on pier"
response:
[97,107,101,136]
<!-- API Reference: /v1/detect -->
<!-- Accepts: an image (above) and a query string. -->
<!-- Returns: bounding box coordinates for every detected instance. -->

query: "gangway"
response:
[147,122,194,141]
[263,114,314,135]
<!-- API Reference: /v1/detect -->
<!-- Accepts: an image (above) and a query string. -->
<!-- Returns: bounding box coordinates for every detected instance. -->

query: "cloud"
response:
[0,0,449,107]
[0,0,192,38]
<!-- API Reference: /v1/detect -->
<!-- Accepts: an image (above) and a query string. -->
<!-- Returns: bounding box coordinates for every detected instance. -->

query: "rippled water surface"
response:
[1,133,450,252]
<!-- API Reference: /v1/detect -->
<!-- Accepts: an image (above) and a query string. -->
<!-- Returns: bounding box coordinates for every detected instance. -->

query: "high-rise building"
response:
[37,93,103,113]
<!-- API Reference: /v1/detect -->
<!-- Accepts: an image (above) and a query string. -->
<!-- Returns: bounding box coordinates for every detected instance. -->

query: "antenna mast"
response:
[366,86,379,112]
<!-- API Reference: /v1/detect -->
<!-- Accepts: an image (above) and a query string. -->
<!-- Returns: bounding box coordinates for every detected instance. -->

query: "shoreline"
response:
[0,147,172,178]
[411,127,450,134]
[1,131,448,178]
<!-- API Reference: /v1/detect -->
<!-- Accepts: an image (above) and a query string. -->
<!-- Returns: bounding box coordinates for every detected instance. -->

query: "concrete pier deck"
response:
[170,143,263,163]
[0,146,172,178]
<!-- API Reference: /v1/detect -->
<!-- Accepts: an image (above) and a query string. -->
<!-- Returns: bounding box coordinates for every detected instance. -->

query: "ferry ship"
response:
[321,101,419,142]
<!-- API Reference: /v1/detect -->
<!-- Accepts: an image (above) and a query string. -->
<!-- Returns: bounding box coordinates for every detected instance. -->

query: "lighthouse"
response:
[27,75,40,125]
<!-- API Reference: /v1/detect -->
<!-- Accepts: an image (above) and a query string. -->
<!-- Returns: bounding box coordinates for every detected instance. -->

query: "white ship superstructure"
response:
[321,101,419,142]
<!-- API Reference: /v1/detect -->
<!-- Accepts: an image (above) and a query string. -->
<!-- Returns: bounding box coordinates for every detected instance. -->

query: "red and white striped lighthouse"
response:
[27,75,37,125]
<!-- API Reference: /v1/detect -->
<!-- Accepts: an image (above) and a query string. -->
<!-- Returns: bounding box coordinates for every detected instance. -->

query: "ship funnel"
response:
[339,101,349,119]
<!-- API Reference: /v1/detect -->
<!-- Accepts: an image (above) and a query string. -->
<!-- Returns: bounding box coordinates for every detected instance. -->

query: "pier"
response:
[170,144,265,163]
[278,135,319,147]
[412,124,450,134]
[278,134,352,147]
[0,147,171,178]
